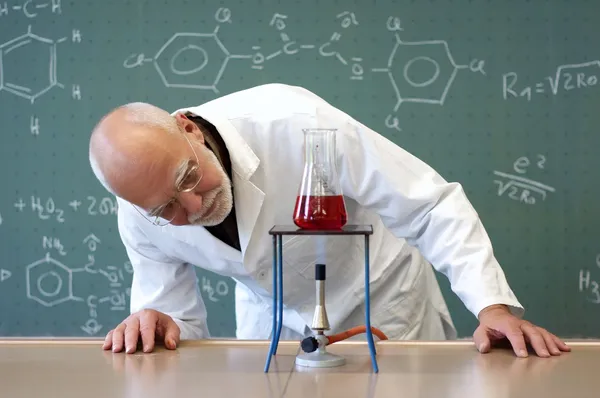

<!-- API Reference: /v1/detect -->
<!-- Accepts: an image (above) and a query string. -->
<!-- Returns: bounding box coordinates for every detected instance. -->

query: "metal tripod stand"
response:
[263,224,379,373]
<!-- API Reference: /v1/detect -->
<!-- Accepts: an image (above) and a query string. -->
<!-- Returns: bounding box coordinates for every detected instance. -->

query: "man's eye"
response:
[185,174,196,185]
[181,170,198,189]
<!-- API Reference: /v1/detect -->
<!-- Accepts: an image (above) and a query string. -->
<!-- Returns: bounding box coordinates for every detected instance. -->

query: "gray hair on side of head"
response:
[88,102,180,197]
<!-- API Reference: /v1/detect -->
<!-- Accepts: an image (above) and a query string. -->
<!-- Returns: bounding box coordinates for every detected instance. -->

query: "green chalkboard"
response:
[1,0,599,339]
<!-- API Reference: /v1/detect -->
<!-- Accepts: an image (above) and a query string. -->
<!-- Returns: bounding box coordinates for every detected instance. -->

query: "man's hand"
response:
[103,309,180,354]
[473,304,571,358]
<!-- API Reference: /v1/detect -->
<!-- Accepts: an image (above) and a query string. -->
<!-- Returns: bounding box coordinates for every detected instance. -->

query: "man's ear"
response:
[175,112,204,144]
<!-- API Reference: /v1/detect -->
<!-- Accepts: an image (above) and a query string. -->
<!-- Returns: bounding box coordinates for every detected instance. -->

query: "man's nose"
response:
[178,191,203,214]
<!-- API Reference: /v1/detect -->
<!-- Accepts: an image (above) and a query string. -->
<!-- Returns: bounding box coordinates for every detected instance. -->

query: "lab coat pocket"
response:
[371,293,421,340]
[353,263,424,340]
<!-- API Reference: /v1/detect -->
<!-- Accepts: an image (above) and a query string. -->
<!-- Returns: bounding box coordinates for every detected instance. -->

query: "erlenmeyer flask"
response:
[293,128,348,230]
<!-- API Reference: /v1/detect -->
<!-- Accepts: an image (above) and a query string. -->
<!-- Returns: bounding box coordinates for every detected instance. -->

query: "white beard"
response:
[187,146,234,226]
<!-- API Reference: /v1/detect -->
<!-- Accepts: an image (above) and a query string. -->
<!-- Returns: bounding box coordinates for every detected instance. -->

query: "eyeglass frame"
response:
[133,130,204,226]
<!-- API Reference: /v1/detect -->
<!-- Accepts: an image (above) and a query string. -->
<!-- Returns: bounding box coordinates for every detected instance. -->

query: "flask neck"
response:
[303,129,336,167]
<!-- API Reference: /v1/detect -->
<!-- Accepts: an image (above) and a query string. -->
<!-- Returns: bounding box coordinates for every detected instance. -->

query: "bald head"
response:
[89,102,187,200]
[89,102,235,227]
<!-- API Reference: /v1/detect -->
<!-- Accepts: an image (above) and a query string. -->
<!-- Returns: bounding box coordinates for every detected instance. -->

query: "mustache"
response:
[188,188,220,223]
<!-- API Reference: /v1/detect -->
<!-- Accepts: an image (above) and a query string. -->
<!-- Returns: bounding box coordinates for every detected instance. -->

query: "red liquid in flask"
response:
[293,194,348,230]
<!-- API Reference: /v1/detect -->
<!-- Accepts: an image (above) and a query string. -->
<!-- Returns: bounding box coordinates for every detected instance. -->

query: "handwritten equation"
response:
[12,195,118,223]
[578,254,600,304]
[503,61,599,102]
[493,155,555,205]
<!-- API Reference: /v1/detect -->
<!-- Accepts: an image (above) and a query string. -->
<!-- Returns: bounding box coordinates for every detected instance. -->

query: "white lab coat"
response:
[115,83,524,342]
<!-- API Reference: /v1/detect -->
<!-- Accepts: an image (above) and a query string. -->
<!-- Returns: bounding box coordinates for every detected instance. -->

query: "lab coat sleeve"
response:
[327,113,524,319]
[117,203,210,340]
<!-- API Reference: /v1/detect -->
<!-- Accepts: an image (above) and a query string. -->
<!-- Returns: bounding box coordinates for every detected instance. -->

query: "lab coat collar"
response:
[172,105,259,180]
[170,104,265,262]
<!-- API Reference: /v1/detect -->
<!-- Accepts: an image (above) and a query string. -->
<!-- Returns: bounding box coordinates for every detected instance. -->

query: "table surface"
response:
[0,338,599,398]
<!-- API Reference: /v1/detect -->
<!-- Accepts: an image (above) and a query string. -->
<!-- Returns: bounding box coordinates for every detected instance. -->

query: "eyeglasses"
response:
[134,132,203,226]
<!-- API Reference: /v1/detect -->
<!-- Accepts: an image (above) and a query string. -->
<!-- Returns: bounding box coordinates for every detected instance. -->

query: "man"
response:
[89,83,569,358]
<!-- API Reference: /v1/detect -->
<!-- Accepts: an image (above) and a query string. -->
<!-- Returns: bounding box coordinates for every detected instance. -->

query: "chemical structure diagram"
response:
[123,7,252,94]
[371,17,486,131]
[123,8,364,92]
[24,234,133,336]
[26,253,78,307]
[1,25,64,103]
[249,10,363,80]
[123,10,486,133]
[20,231,231,335]
[0,0,62,19]
[0,24,82,135]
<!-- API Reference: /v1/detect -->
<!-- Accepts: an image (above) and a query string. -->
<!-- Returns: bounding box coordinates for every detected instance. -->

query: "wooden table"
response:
[0,339,598,397]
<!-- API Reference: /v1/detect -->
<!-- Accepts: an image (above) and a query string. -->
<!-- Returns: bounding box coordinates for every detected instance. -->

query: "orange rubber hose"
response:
[326,326,388,345]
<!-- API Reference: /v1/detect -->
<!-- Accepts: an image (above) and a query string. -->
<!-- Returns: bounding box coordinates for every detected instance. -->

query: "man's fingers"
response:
[124,317,140,354]
[111,323,127,353]
[551,334,571,352]
[103,330,114,350]
[477,308,570,359]
[472,325,491,353]
[139,311,158,353]
[521,323,550,358]
[539,328,562,356]
[503,325,529,358]
[103,310,182,354]
[163,320,181,350]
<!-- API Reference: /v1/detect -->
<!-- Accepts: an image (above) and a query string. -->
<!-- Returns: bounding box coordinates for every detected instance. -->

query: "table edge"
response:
[0,338,599,347]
